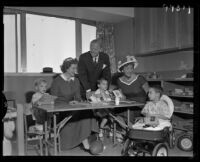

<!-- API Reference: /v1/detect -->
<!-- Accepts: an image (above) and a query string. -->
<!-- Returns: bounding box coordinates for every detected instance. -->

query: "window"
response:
[4,15,17,72]
[26,14,76,73]
[81,24,96,53]
[4,11,97,74]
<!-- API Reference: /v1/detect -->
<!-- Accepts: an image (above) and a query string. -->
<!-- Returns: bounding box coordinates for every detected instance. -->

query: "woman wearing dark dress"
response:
[50,58,99,151]
[115,56,149,124]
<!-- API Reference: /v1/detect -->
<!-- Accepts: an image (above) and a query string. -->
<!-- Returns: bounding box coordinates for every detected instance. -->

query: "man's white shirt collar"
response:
[91,54,99,63]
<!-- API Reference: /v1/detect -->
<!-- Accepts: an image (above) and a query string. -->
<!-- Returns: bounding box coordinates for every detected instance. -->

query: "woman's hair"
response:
[150,85,164,97]
[60,57,78,73]
[34,78,47,89]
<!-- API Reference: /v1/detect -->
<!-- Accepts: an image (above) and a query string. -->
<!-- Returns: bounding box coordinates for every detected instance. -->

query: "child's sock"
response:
[99,129,104,138]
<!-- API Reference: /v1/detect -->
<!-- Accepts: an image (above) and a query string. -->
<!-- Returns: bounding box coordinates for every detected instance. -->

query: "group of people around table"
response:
[29,39,173,155]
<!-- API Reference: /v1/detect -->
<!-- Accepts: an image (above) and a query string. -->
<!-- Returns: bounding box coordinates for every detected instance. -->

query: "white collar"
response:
[61,74,75,82]
[119,75,139,85]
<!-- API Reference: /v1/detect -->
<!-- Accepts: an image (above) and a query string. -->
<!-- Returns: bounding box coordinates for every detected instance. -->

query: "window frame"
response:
[4,7,97,74]
[3,13,18,73]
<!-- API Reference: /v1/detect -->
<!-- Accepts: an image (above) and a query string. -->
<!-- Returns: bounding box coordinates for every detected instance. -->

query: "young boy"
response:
[139,85,174,127]
[90,78,112,138]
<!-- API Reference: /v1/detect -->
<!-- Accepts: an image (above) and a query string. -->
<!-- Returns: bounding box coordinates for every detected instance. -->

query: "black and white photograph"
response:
[1,4,199,158]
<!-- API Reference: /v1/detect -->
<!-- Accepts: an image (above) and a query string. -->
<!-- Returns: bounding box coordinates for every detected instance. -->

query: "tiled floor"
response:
[10,114,193,157]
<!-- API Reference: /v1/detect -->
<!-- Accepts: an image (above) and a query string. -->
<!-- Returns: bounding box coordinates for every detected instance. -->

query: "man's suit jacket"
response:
[78,51,111,93]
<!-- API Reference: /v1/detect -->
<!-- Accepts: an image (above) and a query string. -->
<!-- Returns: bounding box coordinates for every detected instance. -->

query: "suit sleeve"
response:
[102,54,111,85]
[78,54,91,91]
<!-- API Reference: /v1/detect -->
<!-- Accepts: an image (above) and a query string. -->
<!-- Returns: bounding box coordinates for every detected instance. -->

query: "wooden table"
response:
[36,101,144,156]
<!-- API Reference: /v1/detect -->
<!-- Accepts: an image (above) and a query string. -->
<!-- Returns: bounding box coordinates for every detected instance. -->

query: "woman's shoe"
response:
[80,144,91,155]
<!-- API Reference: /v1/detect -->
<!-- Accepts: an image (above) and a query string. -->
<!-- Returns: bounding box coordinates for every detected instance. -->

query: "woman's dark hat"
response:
[118,56,138,72]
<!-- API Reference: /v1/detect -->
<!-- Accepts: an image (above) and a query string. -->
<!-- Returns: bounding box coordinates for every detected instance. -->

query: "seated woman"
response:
[50,57,99,151]
[114,55,149,124]
[132,85,174,129]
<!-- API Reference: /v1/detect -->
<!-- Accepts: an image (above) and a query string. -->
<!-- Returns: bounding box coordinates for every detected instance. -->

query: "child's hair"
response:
[150,85,164,97]
[97,78,108,85]
[34,78,47,90]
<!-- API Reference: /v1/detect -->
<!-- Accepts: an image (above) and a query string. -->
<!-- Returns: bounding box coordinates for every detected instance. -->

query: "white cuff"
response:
[86,89,91,92]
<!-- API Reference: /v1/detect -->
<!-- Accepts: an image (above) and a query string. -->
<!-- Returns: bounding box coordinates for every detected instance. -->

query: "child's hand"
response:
[69,100,79,105]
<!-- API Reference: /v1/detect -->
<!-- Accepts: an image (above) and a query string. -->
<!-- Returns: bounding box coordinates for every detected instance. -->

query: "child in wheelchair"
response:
[121,85,174,156]
[132,85,174,129]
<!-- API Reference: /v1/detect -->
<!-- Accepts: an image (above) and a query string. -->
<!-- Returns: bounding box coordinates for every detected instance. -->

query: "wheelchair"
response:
[121,118,176,156]
[121,95,175,156]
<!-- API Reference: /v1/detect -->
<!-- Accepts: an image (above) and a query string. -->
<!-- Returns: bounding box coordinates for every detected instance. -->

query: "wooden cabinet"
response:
[163,79,193,115]
[178,9,193,48]
[134,8,193,55]
[135,8,158,54]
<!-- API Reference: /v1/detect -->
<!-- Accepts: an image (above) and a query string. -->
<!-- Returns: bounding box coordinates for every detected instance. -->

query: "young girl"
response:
[90,78,112,138]
[140,85,174,127]
[31,78,51,131]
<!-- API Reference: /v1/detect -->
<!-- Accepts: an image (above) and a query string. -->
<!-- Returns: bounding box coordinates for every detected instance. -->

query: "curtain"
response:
[96,22,117,73]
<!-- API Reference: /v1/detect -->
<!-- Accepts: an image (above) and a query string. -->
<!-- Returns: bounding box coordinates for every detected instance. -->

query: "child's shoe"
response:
[109,130,113,137]
[35,124,43,132]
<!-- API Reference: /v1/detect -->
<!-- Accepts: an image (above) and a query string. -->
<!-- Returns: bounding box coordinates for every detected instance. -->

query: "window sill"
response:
[4,73,59,77]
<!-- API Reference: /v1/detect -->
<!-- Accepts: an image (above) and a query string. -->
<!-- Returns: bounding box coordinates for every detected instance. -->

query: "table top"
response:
[35,100,145,113]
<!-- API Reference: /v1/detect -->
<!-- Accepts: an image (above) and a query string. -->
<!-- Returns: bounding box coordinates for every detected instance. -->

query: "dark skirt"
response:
[59,110,99,150]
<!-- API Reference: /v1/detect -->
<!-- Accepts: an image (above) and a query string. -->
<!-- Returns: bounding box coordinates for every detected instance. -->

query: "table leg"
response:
[53,114,57,156]
[113,122,116,146]
[44,121,48,156]
[127,109,130,130]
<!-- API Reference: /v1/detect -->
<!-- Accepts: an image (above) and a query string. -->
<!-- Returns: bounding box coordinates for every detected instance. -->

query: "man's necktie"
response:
[93,57,97,64]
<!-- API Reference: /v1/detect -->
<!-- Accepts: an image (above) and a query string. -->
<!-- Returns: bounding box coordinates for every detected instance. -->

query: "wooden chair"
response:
[46,114,72,154]
[23,104,46,155]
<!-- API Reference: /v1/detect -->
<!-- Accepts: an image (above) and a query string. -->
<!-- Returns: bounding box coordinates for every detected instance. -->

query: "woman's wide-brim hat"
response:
[118,55,138,72]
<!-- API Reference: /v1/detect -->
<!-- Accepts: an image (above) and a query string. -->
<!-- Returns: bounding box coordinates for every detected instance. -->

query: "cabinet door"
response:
[135,8,151,54]
[134,8,179,55]
[162,10,179,49]
[178,9,193,48]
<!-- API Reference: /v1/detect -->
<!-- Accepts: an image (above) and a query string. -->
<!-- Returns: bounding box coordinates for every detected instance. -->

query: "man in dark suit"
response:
[78,39,111,100]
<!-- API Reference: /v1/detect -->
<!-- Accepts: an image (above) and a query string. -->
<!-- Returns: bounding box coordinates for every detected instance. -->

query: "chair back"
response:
[160,95,174,119]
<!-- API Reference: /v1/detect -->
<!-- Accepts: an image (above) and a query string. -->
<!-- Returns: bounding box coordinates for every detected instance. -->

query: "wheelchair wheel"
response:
[121,139,132,156]
[152,143,168,156]
[177,134,193,152]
